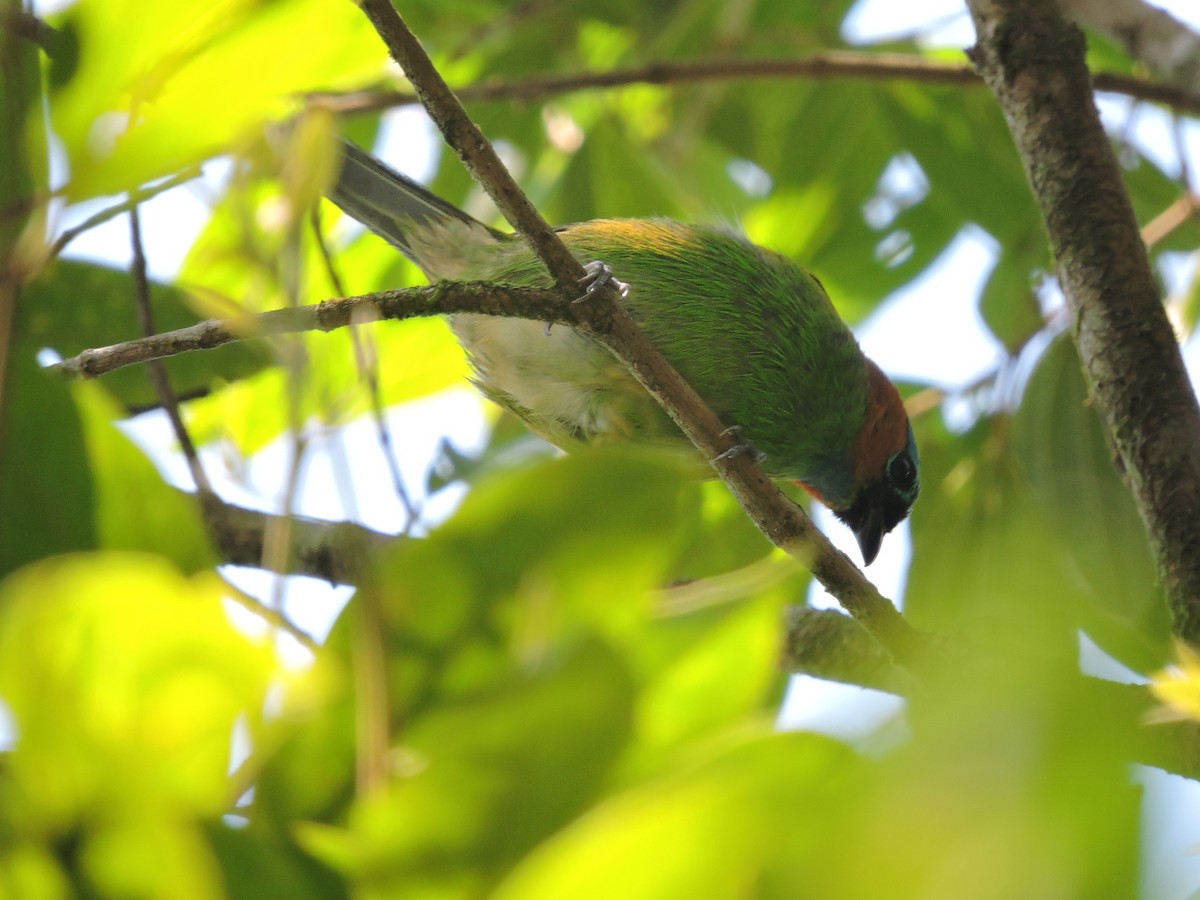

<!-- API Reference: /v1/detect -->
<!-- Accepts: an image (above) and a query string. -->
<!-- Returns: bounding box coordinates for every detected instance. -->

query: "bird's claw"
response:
[576,260,631,303]
[714,426,767,465]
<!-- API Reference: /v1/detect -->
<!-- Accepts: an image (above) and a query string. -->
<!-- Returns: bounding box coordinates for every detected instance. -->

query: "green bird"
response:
[329,140,919,564]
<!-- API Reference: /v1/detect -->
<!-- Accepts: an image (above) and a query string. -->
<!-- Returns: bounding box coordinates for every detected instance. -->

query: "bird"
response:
[327,139,919,564]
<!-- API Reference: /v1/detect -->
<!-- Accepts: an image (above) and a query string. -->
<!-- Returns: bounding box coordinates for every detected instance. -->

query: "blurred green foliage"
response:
[1,0,1196,896]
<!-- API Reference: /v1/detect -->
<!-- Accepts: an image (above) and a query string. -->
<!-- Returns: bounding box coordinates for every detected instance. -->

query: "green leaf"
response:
[1179,262,1200,337]
[556,113,680,222]
[879,82,1037,245]
[0,844,71,900]
[906,342,1170,674]
[0,553,282,891]
[493,730,855,900]
[81,820,225,900]
[734,83,965,321]
[627,576,797,772]
[904,414,1083,662]
[206,820,348,900]
[52,0,385,200]
[380,447,699,709]
[0,313,95,579]
[832,668,1141,899]
[1013,336,1169,670]
[257,448,697,830]
[299,641,635,892]
[978,223,1048,353]
[669,479,775,581]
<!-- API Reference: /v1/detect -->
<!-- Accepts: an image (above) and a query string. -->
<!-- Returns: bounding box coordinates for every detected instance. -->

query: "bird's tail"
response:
[327,139,501,267]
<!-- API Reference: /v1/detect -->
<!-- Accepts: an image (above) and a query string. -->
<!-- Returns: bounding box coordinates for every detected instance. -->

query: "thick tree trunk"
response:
[966,0,1200,640]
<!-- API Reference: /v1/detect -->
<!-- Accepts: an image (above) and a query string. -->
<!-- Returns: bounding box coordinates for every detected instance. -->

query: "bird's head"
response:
[801,359,919,566]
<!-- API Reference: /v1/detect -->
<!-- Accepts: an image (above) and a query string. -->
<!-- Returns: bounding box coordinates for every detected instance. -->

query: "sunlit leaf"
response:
[669,479,775,581]
[82,819,225,900]
[0,553,281,831]
[374,446,699,713]
[494,731,854,900]
[0,553,298,898]
[300,641,635,890]
[628,580,796,772]
[0,844,71,900]
[52,0,385,200]
[176,174,468,454]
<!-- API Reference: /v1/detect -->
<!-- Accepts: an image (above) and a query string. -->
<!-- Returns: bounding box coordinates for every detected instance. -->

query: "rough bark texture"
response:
[966,0,1200,640]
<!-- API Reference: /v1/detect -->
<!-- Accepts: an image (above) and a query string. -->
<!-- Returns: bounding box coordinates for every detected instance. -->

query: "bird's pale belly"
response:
[450,313,674,448]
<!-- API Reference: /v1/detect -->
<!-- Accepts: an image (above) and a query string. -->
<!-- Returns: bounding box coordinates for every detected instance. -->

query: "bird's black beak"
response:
[835,479,908,566]
[852,505,885,566]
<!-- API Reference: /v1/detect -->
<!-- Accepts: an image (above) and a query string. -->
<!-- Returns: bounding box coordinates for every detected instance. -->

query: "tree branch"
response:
[353,0,929,669]
[783,606,913,694]
[0,7,58,55]
[53,282,570,379]
[965,0,1200,640]
[310,53,1200,119]
[201,492,394,584]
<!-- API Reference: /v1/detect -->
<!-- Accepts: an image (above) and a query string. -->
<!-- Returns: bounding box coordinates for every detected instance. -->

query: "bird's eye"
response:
[888,452,916,492]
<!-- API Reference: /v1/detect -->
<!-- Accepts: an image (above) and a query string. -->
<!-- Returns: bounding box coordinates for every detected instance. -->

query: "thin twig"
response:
[129,205,212,493]
[352,570,389,795]
[1141,192,1200,248]
[311,205,420,526]
[264,211,311,612]
[1,7,58,54]
[223,581,320,653]
[310,53,1200,118]
[51,167,203,260]
[53,282,571,379]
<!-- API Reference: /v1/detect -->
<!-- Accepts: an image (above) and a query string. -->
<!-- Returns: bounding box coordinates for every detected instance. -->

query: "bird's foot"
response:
[575,260,631,302]
[714,426,767,465]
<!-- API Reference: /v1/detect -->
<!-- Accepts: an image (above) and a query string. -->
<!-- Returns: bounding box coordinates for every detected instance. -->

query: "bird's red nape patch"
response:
[852,360,910,484]
[793,480,827,504]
